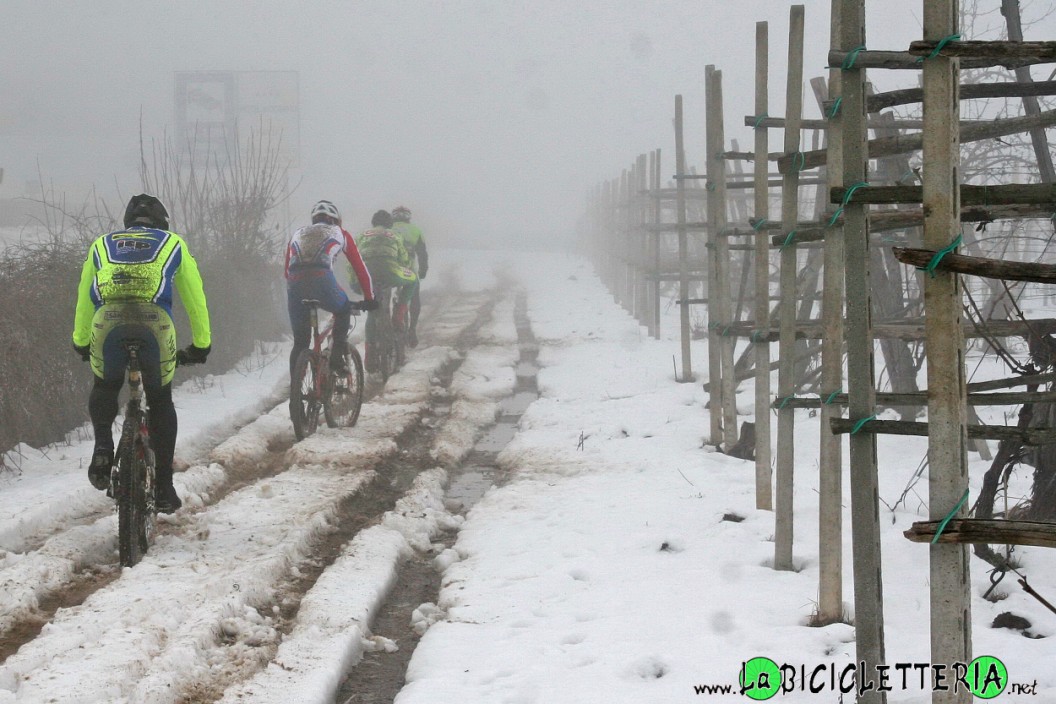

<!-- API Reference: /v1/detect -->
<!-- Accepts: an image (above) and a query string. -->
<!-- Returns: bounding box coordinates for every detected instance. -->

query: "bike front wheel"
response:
[291,349,323,440]
[325,345,365,428]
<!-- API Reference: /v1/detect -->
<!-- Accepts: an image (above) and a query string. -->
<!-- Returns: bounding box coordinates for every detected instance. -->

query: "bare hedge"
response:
[1,130,291,463]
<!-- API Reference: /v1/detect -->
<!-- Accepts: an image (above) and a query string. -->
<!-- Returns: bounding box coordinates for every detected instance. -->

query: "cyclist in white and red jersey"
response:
[285,200,378,378]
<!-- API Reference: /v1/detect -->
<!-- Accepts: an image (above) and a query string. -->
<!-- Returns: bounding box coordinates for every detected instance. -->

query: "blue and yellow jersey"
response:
[72,227,211,349]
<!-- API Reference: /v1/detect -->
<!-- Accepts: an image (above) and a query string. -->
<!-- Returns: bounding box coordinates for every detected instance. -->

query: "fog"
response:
[3,1,1053,248]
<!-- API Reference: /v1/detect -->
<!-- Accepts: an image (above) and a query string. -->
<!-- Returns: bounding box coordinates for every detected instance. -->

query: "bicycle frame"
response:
[307,305,335,403]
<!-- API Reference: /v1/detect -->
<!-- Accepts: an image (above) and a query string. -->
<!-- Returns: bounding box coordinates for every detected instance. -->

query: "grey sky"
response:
[3,1,1054,247]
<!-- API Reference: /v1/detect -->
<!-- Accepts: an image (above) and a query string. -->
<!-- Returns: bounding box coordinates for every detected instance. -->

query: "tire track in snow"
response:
[0,290,496,703]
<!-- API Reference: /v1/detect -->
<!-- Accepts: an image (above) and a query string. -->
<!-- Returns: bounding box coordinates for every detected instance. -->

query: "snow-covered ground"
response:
[1,248,1053,703]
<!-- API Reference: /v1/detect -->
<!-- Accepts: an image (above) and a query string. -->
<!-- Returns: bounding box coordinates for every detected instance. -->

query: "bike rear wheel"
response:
[367,296,398,382]
[116,418,155,567]
[325,345,365,428]
[291,349,322,440]
[393,314,408,369]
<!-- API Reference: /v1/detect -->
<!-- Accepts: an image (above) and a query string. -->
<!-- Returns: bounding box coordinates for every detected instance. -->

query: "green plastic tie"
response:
[705,181,717,192]
[931,488,970,545]
[841,45,867,71]
[780,231,797,250]
[841,181,870,206]
[827,208,844,228]
[751,331,766,343]
[918,234,962,278]
[752,218,769,231]
[917,34,961,63]
[850,415,876,434]
[824,390,842,405]
[778,396,795,409]
[827,97,843,119]
[792,152,807,172]
[753,113,769,129]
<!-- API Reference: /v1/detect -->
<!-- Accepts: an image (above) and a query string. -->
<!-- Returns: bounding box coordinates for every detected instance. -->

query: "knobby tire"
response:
[291,348,322,440]
[117,417,155,567]
[367,292,398,382]
[325,345,365,428]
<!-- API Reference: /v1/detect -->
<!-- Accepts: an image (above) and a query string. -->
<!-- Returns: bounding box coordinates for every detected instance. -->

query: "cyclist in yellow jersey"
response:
[390,206,428,347]
[72,194,211,513]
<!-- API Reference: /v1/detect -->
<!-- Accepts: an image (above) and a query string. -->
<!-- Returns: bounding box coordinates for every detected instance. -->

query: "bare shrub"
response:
[0,124,292,456]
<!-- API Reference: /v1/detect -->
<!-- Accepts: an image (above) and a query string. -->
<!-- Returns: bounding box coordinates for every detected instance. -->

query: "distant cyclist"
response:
[285,200,378,381]
[390,206,428,347]
[72,194,211,513]
[355,210,420,368]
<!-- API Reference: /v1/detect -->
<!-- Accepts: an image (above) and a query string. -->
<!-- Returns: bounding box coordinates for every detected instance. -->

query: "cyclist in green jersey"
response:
[72,194,211,513]
[390,206,428,347]
[355,210,420,370]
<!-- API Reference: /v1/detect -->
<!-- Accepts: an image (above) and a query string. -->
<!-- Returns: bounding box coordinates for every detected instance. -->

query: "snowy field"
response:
[1,248,1053,702]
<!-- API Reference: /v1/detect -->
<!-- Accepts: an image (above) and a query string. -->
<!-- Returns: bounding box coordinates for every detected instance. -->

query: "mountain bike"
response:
[364,285,407,382]
[109,340,201,567]
[290,300,366,440]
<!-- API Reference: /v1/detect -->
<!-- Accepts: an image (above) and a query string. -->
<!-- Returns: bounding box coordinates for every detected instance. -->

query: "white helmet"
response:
[310,200,341,224]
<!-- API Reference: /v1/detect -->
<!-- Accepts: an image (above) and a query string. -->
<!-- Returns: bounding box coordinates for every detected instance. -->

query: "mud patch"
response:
[0,565,118,664]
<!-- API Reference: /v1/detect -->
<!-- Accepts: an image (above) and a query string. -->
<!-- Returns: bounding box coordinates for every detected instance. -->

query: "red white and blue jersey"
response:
[284,223,374,300]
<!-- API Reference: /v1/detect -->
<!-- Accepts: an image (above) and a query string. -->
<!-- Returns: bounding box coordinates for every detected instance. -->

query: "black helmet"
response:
[371,210,393,228]
[124,194,169,229]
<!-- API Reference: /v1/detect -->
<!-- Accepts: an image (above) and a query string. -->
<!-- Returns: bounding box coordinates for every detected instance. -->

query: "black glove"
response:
[73,343,90,362]
[418,263,428,280]
[356,299,381,311]
[176,344,210,366]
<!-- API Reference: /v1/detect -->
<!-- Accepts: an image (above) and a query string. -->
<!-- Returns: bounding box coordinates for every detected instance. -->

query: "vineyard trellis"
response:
[583,2,1056,702]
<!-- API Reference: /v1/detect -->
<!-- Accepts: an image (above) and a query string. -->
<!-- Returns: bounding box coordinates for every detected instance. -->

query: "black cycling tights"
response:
[89,377,178,485]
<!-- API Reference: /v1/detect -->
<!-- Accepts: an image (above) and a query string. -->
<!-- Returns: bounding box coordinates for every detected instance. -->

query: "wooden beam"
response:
[753,20,774,512]
[893,247,1056,284]
[905,519,1056,549]
[745,114,1029,132]
[1001,0,1056,184]
[828,48,1039,71]
[776,389,1056,409]
[830,418,1056,444]
[867,79,1056,111]
[706,66,737,449]
[721,317,1056,341]
[774,4,805,573]
[840,1,886,696]
[674,96,693,383]
[967,370,1056,392]
[816,3,847,627]
[779,107,1056,172]
[910,38,1056,63]
[771,203,1055,245]
[832,182,1056,205]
